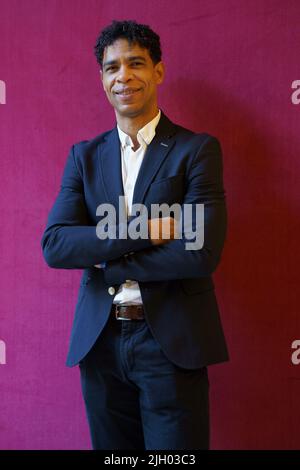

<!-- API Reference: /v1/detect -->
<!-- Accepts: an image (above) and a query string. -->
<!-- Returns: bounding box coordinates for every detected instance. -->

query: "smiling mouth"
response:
[115,89,141,96]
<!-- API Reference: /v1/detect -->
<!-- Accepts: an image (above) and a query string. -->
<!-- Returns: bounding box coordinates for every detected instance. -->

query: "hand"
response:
[148,217,179,246]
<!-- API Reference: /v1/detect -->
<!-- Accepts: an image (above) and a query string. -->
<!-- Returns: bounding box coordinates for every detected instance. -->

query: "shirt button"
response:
[108,287,115,295]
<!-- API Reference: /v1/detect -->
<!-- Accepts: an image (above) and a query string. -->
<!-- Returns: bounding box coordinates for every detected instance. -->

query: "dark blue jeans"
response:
[79,313,209,450]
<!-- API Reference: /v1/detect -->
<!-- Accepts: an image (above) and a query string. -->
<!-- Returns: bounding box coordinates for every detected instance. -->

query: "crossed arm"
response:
[41,136,226,281]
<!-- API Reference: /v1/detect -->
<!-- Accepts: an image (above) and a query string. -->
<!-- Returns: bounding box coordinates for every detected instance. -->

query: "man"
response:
[41,20,228,450]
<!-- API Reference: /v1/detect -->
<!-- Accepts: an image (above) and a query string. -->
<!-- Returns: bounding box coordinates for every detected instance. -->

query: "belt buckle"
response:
[114,305,130,320]
[114,305,121,319]
[114,304,145,321]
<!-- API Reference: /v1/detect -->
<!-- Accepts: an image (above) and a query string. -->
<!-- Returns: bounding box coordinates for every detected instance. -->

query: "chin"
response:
[117,106,143,117]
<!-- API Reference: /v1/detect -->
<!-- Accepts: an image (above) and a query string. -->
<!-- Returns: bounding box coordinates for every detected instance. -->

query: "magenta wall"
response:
[1,0,300,449]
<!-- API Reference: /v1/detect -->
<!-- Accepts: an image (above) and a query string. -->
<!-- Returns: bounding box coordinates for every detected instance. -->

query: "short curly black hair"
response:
[94,20,162,68]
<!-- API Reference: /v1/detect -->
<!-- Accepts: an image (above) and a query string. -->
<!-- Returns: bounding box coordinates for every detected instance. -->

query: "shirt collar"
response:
[117,109,161,149]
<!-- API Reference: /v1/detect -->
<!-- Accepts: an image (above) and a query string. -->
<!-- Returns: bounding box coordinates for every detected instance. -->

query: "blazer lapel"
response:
[98,126,124,210]
[132,111,177,206]
[97,111,178,211]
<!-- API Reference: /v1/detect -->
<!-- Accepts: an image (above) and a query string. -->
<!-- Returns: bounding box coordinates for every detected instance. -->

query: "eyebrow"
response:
[103,56,147,68]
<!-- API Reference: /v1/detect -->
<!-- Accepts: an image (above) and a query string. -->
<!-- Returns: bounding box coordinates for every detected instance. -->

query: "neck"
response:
[116,106,159,149]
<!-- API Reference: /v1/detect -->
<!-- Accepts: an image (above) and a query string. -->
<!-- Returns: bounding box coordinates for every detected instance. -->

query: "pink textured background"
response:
[0,0,300,449]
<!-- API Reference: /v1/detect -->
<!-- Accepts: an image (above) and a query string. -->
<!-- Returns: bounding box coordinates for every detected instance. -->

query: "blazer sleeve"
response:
[103,135,227,283]
[41,144,152,269]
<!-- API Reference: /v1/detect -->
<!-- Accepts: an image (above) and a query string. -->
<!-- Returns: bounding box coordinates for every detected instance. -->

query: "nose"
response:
[116,65,132,83]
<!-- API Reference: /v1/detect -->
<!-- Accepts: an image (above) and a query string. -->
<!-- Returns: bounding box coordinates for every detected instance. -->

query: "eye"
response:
[131,62,143,66]
[106,66,117,72]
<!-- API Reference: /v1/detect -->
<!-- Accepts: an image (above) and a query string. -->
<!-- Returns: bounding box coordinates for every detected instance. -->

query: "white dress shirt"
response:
[113,109,161,306]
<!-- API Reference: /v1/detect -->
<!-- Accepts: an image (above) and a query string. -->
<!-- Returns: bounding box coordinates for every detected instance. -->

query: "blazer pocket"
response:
[147,174,184,204]
[150,174,184,186]
[181,278,214,295]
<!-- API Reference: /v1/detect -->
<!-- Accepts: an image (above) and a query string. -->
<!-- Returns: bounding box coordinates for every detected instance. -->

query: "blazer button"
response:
[108,287,115,296]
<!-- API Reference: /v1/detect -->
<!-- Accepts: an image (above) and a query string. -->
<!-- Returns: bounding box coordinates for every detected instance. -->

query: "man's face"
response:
[100,39,164,118]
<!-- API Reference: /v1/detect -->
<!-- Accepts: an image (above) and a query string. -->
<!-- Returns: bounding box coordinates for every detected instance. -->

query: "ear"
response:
[154,61,165,85]
[100,69,105,90]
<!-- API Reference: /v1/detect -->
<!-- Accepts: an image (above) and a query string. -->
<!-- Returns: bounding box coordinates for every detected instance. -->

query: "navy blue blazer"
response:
[41,111,229,368]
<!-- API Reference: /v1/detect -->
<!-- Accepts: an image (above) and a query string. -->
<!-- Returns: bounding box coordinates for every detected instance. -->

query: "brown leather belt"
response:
[112,304,145,320]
